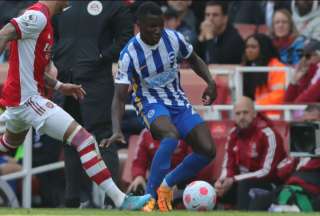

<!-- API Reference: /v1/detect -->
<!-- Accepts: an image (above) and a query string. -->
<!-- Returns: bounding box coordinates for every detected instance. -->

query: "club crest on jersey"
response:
[147,109,155,119]
[87,1,103,16]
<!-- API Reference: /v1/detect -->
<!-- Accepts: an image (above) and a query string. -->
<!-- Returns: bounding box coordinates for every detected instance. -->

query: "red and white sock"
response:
[0,135,18,153]
[67,126,126,207]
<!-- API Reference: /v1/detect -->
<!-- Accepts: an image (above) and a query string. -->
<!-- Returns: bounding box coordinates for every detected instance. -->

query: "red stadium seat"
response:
[197,120,234,183]
[180,69,231,106]
[121,135,140,185]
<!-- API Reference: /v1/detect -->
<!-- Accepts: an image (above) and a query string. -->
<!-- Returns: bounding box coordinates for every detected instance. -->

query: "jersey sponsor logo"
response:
[144,69,176,88]
[87,1,103,16]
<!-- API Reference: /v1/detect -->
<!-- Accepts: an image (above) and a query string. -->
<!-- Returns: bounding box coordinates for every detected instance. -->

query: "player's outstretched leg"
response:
[64,122,151,210]
[41,108,151,210]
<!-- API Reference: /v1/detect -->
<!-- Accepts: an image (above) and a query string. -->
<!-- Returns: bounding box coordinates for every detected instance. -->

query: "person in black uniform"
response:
[52,0,133,208]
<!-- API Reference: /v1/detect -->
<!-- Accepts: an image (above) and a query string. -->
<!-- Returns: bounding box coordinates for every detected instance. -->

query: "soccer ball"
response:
[183,180,216,211]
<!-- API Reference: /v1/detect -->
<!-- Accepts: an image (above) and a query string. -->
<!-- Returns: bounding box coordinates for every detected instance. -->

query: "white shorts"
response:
[2,95,74,141]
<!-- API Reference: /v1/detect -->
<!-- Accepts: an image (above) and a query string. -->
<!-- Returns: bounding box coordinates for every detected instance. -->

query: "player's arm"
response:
[187,51,217,105]
[112,84,129,138]
[100,83,129,147]
[0,23,18,54]
[100,52,132,147]
[44,62,86,100]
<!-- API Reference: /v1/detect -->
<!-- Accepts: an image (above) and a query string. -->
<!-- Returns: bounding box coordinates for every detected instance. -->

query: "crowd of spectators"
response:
[0,0,320,212]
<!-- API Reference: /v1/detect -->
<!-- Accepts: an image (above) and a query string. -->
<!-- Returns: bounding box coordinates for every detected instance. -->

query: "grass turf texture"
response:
[0,209,318,216]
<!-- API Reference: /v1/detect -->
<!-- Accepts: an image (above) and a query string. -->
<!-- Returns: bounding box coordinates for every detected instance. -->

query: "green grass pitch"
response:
[0,209,317,216]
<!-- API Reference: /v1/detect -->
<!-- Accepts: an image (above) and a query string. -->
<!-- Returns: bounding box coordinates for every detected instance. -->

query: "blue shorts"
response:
[138,103,204,139]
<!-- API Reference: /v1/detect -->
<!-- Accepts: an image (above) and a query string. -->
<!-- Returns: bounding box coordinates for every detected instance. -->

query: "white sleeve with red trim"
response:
[11,10,47,39]
[234,127,277,182]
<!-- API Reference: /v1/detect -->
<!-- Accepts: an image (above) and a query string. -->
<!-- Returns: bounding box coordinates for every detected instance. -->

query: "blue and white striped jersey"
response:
[115,29,193,107]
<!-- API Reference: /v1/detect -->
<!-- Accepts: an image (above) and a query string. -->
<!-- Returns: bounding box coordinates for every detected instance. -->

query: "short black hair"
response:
[136,1,163,22]
[206,1,229,15]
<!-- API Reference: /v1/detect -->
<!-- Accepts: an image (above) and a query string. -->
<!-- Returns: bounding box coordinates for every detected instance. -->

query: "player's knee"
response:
[152,129,179,140]
[163,130,179,140]
[196,140,216,159]
[65,125,96,150]
[206,143,216,159]
[0,134,21,150]
[3,131,26,148]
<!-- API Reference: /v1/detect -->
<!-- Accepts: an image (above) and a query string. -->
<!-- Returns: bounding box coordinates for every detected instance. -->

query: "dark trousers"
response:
[220,179,274,210]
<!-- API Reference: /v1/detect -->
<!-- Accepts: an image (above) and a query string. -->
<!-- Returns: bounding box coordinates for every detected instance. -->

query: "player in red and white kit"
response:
[0,0,150,209]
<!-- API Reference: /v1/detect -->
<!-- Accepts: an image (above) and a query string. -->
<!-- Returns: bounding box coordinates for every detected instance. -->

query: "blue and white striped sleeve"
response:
[114,52,132,84]
[174,31,193,59]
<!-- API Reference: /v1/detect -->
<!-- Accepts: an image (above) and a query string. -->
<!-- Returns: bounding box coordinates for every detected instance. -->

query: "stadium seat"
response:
[180,69,231,106]
[197,120,234,183]
[121,135,140,185]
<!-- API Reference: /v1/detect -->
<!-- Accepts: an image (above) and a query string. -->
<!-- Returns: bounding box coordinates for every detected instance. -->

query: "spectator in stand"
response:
[264,1,292,28]
[163,6,181,30]
[271,9,305,66]
[197,1,244,64]
[167,0,197,45]
[127,129,189,196]
[249,104,320,212]
[227,1,291,27]
[291,0,320,41]
[214,96,287,210]
[242,33,286,119]
[285,39,320,103]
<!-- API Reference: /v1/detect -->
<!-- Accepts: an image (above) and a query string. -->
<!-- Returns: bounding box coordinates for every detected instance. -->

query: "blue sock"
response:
[164,153,211,187]
[146,137,178,198]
